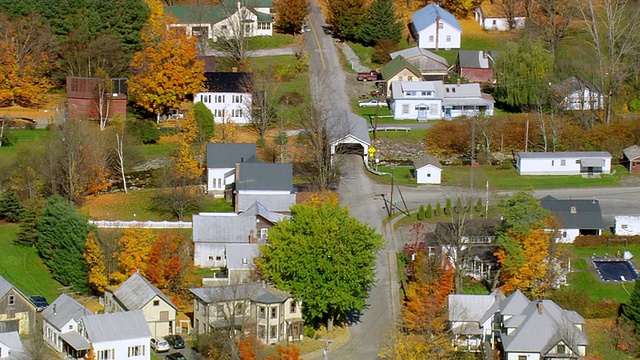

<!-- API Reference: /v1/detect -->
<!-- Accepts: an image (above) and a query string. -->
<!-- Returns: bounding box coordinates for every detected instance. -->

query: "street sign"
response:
[368,146,376,155]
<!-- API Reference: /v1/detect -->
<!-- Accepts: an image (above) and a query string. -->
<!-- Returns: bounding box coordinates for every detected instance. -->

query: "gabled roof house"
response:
[379,56,423,97]
[389,47,450,79]
[623,145,640,174]
[206,142,257,194]
[413,154,442,184]
[540,195,605,243]
[79,310,151,360]
[42,294,94,358]
[0,275,36,335]
[412,4,462,50]
[0,331,26,359]
[552,76,604,111]
[474,0,526,30]
[449,290,588,358]
[195,72,253,124]
[235,162,295,213]
[456,50,499,83]
[104,272,178,338]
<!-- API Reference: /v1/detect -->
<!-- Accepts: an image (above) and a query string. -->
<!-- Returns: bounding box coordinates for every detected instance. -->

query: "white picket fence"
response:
[88,220,192,229]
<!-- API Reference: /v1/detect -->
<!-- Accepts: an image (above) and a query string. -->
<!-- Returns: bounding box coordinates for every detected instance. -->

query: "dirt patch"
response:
[0,94,65,121]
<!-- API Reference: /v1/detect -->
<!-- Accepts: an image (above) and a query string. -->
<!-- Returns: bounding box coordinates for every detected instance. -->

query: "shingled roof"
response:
[207,143,257,169]
[112,272,178,311]
[42,294,93,331]
[413,154,442,169]
[540,195,605,230]
[623,145,640,161]
[190,282,290,305]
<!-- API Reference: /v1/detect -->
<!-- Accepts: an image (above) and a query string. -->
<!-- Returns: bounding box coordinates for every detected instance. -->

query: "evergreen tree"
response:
[329,0,365,41]
[15,203,40,247]
[417,205,425,220]
[444,198,451,215]
[453,197,463,214]
[359,0,403,46]
[435,202,442,216]
[0,189,25,222]
[622,280,640,332]
[36,195,91,292]
[425,203,433,218]
[474,198,483,213]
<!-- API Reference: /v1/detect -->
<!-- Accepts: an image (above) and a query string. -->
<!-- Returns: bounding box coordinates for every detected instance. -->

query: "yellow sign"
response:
[368,146,376,155]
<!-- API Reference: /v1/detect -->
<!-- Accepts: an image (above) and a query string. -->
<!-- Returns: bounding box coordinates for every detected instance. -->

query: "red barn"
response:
[66,77,127,121]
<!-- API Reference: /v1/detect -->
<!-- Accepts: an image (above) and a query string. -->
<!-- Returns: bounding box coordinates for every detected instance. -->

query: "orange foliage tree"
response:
[146,232,196,308]
[111,228,156,284]
[265,345,301,360]
[128,15,204,119]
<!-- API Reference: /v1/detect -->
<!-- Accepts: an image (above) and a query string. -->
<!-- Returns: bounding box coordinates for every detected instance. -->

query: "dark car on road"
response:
[29,296,49,312]
[164,335,185,349]
[166,353,187,360]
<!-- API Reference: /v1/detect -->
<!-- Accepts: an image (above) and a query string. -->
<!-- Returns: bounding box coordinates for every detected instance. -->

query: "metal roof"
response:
[112,272,177,311]
[42,294,94,331]
[623,145,640,161]
[238,162,293,191]
[457,50,498,69]
[225,243,261,270]
[82,310,151,343]
[413,154,441,169]
[540,196,605,230]
[237,194,296,213]
[206,143,257,169]
[0,332,24,354]
[412,4,461,32]
[389,47,448,66]
[517,151,612,159]
[191,282,291,304]
[59,330,91,351]
[0,275,14,300]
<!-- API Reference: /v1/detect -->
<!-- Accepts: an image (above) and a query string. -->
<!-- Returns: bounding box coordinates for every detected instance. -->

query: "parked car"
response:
[356,71,381,82]
[150,338,170,353]
[166,353,187,360]
[322,26,332,35]
[29,296,49,312]
[358,99,388,107]
[164,335,185,349]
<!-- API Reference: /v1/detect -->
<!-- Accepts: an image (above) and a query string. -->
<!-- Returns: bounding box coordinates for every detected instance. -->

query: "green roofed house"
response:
[166,0,273,40]
[379,56,423,98]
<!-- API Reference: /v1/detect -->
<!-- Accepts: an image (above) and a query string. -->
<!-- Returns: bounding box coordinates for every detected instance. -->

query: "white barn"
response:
[474,0,526,31]
[553,76,604,111]
[413,155,442,184]
[412,4,461,50]
[516,151,612,175]
[615,216,640,236]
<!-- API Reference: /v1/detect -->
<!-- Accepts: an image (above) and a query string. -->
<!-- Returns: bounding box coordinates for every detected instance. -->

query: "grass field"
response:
[373,129,427,142]
[248,33,296,49]
[566,271,630,303]
[0,224,62,301]
[0,128,54,165]
[442,165,627,190]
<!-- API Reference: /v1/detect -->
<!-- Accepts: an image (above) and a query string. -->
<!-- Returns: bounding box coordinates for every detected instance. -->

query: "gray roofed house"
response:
[42,294,93,331]
[237,162,292,191]
[413,154,442,184]
[42,294,93,356]
[0,331,25,359]
[456,50,498,83]
[191,282,303,345]
[0,275,36,335]
[540,195,604,242]
[104,272,178,338]
[448,289,588,357]
[623,145,640,173]
[207,143,257,169]
[81,310,151,342]
[516,151,612,176]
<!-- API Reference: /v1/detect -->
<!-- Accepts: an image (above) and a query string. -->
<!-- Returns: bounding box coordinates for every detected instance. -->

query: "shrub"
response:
[574,235,640,247]
[0,130,14,147]
[425,203,433,218]
[127,119,160,144]
[444,198,451,215]
[371,39,399,65]
[630,99,640,112]
[279,92,304,105]
[417,205,425,220]
[499,161,514,170]
[474,198,483,213]
[435,202,442,216]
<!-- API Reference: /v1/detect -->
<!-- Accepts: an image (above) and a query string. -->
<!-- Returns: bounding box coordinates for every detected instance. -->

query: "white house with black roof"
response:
[449,289,588,357]
[206,143,258,195]
[190,282,303,345]
[195,72,253,124]
[516,151,612,175]
[104,272,179,338]
[42,294,94,358]
[540,195,604,243]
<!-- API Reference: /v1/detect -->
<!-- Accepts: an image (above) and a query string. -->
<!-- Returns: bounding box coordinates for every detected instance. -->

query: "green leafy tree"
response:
[257,202,384,331]
[359,0,402,46]
[0,189,25,222]
[434,202,442,216]
[497,192,550,235]
[474,198,483,213]
[494,38,553,111]
[417,205,425,220]
[425,203,433,218]
[329,0,365,41]
[35,195,90,292]
[273,0,309,35]
[622,280,640,332]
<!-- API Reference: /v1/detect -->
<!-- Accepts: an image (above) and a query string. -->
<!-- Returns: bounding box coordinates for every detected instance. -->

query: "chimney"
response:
[231,67,238,73]
[53,304,57,315]
[457,78,461,86]
[249,229,257,243]
[537,301,543,315]
[435,15,440,51]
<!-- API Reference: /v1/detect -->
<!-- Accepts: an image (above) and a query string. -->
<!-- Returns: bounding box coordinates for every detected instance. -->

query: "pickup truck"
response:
[356,71,380,82]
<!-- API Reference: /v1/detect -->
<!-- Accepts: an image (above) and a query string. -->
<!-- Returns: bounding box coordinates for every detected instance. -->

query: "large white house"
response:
[411,4,461,50]
[195,72,253,124]
[80,311,151,360]
[474,0,526,30]
[42,294,94,358]
[166,0,273,40]
[390,81,494,120]
[516,151,612,175]
[553,76,604,111]
[206,143,257,195]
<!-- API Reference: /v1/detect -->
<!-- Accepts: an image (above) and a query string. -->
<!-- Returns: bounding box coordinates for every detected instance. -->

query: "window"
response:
[398,76,403,81]
[446,88,450,93]
[216,255,222,261]
[221,25,228,31]
[259,306,266,319]
[233,95,243,103]
[492,20,497,25]
[217,178,222,188]
[438,23,443,29]
[258,325,266,339]
[402,104,409,114]
[196,301,200,311]
[518,356,526,360]
[258,22,271,30]
[215,95,225,103]
[622,224,629,229]
[69,325,73,330]
[271,307,277,319]
[557,344,566,353]
[407,76,413,81]
[428,35,434,42]
[128,345,145,357]
[160,311,169,321]
[551,160,555,166]
[270,325,277,339]
[446,35,451,42]
[576,159,581,164]
[570,206,577,214]
[260,228,268,239]
[98,349,114,360]
[153,300,160,306]
[233,109,243,117]
[216,304,225,317]
[7,295,14,305]
[235,303,243,316]
[427,173,431,177]
[245,24,252,33]
[561,159,566,166]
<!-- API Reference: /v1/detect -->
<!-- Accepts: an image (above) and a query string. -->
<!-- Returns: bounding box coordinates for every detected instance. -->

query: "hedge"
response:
[574,235,640,248]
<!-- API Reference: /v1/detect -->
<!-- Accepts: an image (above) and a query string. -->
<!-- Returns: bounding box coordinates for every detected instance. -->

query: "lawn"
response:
[248,33,296,49]
[566,271,630,303]
[372,129,427,143]
[0,128,54,165]
[80,189,233,221]
[442,165,626,190]
[0,223,62,302]
[135,135,179,160]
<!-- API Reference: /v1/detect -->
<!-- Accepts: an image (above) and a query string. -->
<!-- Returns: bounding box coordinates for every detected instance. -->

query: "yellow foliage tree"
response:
[111,228,156,284]
[304,191,339,207]
[379,331,453,360]
[141,0,166,42]
[85,345,96,360]
[211,118,237,143]
[128,16,204,119]
[84,232,108,294]
[173,139,202,180]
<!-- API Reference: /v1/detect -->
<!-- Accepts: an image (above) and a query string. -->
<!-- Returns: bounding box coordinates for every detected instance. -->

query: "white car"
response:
[358,99,388,108]
[150,338,170,353]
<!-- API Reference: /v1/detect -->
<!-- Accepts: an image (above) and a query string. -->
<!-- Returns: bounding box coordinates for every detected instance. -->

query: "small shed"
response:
[623,145,640,173]
[614,215,640,235]
[414,154,442,184]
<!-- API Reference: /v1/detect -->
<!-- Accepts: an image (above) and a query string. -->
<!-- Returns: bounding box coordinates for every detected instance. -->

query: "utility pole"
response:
[471,120,475,191]
[389,163,395,216]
